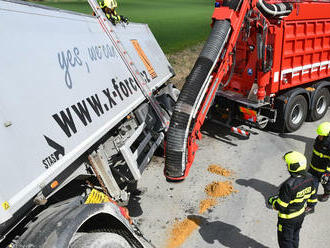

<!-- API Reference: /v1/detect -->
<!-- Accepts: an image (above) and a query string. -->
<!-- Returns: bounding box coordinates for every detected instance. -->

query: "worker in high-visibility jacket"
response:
[268,151,316,248]
[305,122,330,214]
[97,0,128,25]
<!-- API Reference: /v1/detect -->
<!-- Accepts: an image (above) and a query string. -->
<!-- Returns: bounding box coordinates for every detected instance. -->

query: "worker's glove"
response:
[120,15,129,24]
[321,173,330,185]
[268,195,278,206]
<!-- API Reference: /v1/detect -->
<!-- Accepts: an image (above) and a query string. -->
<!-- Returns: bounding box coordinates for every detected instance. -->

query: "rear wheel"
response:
[310,88,330,121]
[284,95,308,132]
[69,232,131,248]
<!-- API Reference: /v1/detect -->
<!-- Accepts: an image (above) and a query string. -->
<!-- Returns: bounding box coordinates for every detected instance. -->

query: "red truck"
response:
[165,0,330,180]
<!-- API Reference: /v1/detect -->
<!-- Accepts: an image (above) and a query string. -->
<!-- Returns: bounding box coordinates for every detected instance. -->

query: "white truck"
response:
[0,0,177,247]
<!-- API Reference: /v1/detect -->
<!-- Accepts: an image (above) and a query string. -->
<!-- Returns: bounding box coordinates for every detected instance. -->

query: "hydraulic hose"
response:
[257,0,292,18]
[165,20,231,179]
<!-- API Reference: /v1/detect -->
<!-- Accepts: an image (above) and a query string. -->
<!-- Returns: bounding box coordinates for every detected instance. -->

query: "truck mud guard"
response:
[165,20,231,180]
[16,197,147,248]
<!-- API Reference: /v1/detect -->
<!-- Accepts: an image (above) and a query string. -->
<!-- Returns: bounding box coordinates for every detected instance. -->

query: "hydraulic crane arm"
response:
[165,0,292,180]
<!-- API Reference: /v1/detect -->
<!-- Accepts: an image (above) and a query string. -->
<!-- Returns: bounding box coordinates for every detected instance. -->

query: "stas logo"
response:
[42,136,65,169]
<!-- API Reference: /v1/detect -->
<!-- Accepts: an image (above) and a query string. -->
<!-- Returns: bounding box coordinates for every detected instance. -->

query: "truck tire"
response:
[69,232,131,248]
[284,95,308,132]
[310,88,330,121]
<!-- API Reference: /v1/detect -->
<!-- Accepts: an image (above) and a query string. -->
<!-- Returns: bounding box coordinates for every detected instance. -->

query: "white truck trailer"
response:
[0,0,177,247]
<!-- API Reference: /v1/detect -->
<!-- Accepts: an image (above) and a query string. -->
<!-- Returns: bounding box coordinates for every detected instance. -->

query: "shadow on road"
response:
[236,178,279,209]
[278,133,315,164]
[126,183,145,217]
[188,215,269,248]
[201,121,244,146]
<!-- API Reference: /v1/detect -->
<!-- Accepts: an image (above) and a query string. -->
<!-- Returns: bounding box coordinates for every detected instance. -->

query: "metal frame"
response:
[120,123,164,180]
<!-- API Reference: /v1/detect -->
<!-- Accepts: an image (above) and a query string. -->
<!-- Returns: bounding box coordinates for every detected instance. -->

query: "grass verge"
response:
[32,0,213,54]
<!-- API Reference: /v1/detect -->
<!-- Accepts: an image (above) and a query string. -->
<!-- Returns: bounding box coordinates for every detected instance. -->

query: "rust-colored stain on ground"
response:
[207,164,231,177]
[205,181,237,198]
[166,217,201,248]
[199,198,217,214]
[165,166,237,247]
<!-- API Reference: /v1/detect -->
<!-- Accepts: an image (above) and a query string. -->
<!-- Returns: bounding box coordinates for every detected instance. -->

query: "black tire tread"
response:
[69,232,131,248]
[310,88,330,121]
[285,95,308,132]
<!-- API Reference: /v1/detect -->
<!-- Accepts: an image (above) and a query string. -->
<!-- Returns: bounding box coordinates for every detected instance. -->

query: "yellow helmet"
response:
[283,151,307,173]
[317,122,330,136]
[104,0,117,9]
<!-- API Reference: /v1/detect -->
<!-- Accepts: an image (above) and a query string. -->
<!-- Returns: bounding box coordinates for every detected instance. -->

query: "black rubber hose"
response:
[165,20,231,179]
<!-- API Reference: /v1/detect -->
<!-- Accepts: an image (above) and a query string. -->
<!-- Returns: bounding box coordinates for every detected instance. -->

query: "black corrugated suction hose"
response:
[165,20,232,179]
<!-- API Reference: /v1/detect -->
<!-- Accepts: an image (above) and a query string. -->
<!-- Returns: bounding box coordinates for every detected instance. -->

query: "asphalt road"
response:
[130,114,330,248]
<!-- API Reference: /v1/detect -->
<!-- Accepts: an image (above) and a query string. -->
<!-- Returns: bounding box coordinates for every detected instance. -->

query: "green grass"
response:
[33,0,214,53]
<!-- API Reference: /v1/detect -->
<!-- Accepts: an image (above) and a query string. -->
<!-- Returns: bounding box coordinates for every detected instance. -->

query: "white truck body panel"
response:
[0,0,173,223]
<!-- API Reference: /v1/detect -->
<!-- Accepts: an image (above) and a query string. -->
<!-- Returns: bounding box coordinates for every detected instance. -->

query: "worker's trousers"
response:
[308,168,330,206]
[277,215,304,248]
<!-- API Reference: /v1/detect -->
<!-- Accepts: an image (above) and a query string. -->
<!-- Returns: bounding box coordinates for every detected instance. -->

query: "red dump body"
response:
[279,4,330,90]
[220,2,330,99]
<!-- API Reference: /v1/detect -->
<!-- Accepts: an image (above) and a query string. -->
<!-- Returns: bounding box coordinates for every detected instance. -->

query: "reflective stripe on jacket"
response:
[98,0,106,8]
[310,136,330,173]
[273,172,316,221]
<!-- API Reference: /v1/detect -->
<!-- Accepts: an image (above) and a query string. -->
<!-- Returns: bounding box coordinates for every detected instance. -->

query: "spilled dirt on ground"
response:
[166,43,204,89]
[199,178,238,214]
[166,217,201,248]
[199,198,218,214]
[207,164,232,177]
[165,164,238,248]
[205,181,237,198]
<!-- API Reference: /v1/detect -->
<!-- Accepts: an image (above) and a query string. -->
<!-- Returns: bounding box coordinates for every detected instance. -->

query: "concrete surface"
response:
[129,115,330,248]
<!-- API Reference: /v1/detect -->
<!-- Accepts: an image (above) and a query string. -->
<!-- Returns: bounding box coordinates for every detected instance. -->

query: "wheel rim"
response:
[291,104,303,125]
[316,95,327,115]
[257,116,269,129]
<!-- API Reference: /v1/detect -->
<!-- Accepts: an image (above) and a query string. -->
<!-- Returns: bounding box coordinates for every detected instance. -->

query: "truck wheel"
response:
[284,95,307,132]
[310,88,330,121]
[69,232,131,248]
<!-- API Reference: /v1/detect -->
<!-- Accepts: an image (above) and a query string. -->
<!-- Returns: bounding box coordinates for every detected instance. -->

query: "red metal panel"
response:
[279,18,330,90]
[286,3,330,21]
[269,24,284,94]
